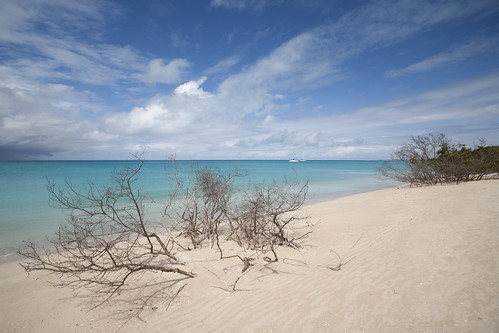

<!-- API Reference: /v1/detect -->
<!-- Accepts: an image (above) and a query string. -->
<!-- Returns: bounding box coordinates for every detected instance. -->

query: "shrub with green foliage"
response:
[378,134,499,186]
[435,142,499,182]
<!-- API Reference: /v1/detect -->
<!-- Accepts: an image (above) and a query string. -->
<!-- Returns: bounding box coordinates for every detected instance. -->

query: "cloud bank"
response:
[0,0,498,160]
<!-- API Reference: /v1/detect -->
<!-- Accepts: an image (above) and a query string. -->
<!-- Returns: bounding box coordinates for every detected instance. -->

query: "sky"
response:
[0,0,498,160]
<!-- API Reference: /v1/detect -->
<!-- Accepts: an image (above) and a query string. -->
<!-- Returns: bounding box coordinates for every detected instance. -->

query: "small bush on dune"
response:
[18,156,310,311]
[378,133,499,186]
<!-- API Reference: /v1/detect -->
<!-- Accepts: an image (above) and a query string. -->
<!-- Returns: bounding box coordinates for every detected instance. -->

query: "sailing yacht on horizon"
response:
[289,152,305,162]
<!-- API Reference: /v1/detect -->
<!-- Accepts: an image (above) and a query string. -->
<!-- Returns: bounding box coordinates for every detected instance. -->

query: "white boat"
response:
[289,158,299,162]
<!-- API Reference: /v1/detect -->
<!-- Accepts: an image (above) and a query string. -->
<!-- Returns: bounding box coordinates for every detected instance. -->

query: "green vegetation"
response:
[378,134,499,186]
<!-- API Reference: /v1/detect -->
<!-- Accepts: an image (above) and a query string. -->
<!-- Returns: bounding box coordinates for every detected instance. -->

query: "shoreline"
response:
[0,180,402,261]
[0,160,397,255]
[305,182,405,205]
[1,179,498,332]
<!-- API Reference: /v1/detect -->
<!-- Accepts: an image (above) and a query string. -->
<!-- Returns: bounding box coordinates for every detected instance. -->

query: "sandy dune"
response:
[1,180,498,332]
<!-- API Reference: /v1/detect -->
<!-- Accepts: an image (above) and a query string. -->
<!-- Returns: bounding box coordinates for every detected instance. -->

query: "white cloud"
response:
[104,101,194,136]
[210,0,247,9]
[210,0,282,10]
[0,0,116,43]
[217,0,498,98]
[174,77,210,97]
[142,58,191,85]
[218,31,337,96]
[0,79,95,158]
[270,73,499,142]
[297,97,310,105]
[0,0,144,87]
[1,0,498,160]
[386,38,499,78]
[169,31,190,50]
[84,130,118,142]
[204,56,240,76]
[202,71,497,159]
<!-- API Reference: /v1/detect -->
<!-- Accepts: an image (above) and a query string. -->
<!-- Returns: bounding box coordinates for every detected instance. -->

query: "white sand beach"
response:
[1,180,498,332]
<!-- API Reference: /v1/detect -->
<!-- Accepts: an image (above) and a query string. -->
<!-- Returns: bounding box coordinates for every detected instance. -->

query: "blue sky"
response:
[0,0,498,160]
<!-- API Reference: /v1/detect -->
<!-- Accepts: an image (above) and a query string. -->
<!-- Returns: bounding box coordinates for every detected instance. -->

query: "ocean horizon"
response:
[0,159,402,257]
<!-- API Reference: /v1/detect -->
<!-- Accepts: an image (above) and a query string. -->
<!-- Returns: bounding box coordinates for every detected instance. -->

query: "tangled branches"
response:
[19,157,310,309]
[19,158,194,304]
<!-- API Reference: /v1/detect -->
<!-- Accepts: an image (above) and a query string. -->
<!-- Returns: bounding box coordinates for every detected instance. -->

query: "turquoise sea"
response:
[0,160,401,257]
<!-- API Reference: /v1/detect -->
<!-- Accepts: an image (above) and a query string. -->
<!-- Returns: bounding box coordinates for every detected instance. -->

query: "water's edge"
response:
[0,160,402,257]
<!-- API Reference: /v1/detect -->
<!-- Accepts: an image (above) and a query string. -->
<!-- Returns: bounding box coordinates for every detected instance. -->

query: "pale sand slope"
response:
[0,180,498,332]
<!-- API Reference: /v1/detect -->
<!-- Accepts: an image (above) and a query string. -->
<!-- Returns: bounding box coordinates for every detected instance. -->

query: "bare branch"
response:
[19,156,194,313]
